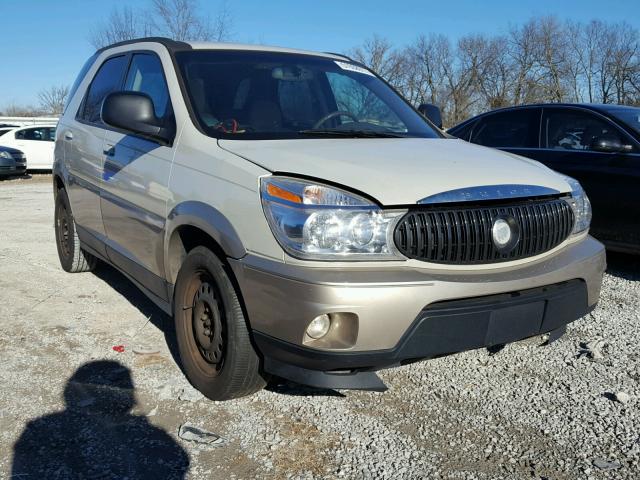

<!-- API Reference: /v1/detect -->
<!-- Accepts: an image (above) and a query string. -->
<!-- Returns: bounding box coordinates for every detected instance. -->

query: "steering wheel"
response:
[313,110,358,129]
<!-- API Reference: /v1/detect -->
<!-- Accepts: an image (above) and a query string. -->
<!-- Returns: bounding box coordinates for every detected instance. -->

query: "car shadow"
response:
[91,262,183,369]
[605,251,640,281]
[0,173,30,181]
[11,360,190,478]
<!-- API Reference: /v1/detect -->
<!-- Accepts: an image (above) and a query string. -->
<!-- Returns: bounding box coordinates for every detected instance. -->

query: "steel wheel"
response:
[189,277,226,372]
[173,246,266,400]
[54,188,96,273]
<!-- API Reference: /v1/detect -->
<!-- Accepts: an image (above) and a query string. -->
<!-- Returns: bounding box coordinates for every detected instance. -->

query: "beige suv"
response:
[53,38,605,400]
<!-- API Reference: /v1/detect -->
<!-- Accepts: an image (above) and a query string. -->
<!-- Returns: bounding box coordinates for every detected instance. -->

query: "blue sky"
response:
[2,0,639,107]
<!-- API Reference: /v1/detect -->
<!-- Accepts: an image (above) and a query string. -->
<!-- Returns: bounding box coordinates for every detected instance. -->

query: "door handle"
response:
[64,131,73,141]
[103,146,116,157]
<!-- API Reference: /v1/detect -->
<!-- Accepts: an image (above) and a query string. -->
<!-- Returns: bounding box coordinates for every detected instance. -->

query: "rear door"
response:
[100,52,176,300]
[64,54,129,246]
[540,106,640,248]
[469,107,542,161]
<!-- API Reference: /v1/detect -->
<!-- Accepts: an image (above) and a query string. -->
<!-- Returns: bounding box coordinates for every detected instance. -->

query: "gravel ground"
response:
[0,176,638,479]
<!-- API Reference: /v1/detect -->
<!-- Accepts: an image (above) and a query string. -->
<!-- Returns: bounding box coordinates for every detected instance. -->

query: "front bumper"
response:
[230,236,605,389]
[0,157,27,176]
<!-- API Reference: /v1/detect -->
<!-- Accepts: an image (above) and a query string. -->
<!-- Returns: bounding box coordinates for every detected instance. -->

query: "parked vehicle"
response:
[0,124,57,170]
[53,38,605,400]
[0,146,27,177]
[0,125,19,136]
[448,104,640,254]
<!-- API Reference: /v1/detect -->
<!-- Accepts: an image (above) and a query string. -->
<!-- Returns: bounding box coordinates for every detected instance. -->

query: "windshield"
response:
[175,50,440,140]
[603,106,640,136]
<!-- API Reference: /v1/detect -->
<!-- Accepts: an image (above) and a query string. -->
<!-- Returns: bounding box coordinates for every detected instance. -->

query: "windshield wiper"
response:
[298,129,405,138]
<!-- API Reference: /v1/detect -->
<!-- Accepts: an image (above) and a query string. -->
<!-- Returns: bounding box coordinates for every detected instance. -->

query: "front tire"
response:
[173,246,266,400]
[54,188,96,273]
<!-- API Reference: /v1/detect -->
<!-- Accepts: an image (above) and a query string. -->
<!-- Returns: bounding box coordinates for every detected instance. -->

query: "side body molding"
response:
[164,201,247,281]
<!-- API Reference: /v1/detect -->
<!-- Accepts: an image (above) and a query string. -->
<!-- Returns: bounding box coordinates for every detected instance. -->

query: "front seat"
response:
[190,77,218,127]
[248,100,283,131]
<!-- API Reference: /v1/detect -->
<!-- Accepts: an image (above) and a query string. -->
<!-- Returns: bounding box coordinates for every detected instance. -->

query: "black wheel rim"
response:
[56,202,72,259]
[190,278,225,371]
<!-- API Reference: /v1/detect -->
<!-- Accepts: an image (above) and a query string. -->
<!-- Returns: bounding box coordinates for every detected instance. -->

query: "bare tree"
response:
[349,35,405,87]
[89,5,148,50]
[509,19,545,105]
[474,36,514,109]
[0,103,46,117]
[89,0,232,49]
[37,85,70,116]
[535,16,569,102]
[150,0,232,42]
[403,34,449,107]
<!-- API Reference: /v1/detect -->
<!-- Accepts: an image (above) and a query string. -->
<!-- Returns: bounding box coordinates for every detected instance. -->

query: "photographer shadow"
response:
[12,360,189,479]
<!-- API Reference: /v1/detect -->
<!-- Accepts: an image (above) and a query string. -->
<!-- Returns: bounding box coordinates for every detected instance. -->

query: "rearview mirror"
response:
[417,103,443,129]
[589,135,633,153]
[101,92,173,144]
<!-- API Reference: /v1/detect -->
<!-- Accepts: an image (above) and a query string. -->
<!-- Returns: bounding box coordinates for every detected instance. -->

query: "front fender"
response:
[164,201,246,280]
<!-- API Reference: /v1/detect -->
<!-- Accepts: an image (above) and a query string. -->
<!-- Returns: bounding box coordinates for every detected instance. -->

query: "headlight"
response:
[260,176,406,260]
[563,176,592,234]
[0,151,12,159]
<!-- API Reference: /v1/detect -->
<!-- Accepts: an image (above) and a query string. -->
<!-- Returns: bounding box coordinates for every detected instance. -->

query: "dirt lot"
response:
[1,176,638,479]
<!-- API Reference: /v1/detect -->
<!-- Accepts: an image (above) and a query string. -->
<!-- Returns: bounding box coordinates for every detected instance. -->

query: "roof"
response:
[188,41,349,60]
[473,103,639,115]
[97,36,350,61]
[0,145,24,154]
[449,102,640,132]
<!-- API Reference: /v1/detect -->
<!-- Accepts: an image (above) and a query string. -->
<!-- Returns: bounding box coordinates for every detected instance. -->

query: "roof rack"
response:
[96,37,192,54]
[323,51,354,61]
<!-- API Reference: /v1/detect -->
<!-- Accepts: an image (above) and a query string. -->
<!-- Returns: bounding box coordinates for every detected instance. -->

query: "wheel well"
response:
[167,225,228,284]
[53,174,64,198]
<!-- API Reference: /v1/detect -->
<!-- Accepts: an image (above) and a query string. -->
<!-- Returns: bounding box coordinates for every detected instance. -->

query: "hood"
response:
[0,145,23,154]
[219,138,571,205]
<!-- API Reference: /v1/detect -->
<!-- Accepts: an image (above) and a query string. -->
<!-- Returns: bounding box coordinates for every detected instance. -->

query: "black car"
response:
[0,146,27,177]
[448,103,640,254]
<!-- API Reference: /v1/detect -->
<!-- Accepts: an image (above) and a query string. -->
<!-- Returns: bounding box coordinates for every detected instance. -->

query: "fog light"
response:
[306,314,331,339]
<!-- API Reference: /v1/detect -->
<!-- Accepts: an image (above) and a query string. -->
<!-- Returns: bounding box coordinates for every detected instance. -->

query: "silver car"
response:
[53,38,605,400]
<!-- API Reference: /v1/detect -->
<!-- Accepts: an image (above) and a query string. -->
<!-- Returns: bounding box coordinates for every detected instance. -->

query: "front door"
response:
[539,107,640,248]
[99,52,176,300]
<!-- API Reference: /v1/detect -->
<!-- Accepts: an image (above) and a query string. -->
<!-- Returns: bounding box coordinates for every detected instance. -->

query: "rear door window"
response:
[79,55,128,124]
[15,127,53,141]
[471,109,541,148]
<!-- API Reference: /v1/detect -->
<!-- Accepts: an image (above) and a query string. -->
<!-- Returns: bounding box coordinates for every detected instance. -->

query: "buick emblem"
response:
[491,216,520,253]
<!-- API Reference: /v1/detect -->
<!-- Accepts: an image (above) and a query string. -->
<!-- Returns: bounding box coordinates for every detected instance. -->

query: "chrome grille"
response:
[394,198,574,264]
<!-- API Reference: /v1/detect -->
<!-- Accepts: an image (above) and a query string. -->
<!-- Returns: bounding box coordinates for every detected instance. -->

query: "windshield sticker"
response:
[335,61,375,76]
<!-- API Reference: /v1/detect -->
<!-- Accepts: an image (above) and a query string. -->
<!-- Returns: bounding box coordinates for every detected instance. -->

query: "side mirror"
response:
[101,92,172,144]
[589,135,633,153]
[418,103,443,129]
